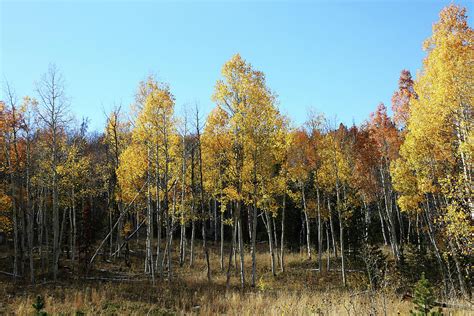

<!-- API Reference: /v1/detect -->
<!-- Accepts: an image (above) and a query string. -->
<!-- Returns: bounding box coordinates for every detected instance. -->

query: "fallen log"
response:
[0,270,18,277]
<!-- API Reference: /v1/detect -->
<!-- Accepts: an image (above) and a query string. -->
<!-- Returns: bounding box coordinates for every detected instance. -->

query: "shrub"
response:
[410,273,443,316]
[32,295,47,315]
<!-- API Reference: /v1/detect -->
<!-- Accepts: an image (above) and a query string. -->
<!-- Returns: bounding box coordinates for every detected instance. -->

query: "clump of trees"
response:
[1,4,471,299]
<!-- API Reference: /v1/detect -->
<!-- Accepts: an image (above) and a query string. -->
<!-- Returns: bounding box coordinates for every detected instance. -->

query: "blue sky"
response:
[1,0,472,132]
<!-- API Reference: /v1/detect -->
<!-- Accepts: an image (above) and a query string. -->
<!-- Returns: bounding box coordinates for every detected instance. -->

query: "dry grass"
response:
[3,282,414,315]
[1,242,472,315]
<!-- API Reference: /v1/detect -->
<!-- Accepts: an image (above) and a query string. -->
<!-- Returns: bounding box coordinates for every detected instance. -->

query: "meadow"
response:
[1,242,472,315]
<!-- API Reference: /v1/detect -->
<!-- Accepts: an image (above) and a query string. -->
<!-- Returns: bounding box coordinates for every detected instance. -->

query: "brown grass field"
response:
[0,242,472,315]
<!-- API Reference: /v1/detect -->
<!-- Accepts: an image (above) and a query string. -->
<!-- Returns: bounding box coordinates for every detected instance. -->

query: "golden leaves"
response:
[117,143,147,203]
[391,4,473,239]
[209,54,289,209]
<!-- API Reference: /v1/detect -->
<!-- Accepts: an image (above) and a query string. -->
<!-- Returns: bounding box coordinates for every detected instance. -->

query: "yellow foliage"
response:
[117,143,147,203]
[210,54,289,212]
[391,4,473,246]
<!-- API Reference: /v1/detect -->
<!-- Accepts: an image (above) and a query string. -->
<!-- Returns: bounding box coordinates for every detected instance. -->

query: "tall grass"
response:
[2,243,472,315]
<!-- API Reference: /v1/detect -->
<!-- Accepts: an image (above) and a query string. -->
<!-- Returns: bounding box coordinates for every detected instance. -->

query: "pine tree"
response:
[410,273,440,316]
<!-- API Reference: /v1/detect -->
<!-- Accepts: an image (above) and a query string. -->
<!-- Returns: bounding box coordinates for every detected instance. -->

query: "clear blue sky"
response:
[1,0,472,132]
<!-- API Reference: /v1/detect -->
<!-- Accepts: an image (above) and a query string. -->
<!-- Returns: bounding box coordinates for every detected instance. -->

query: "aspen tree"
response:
[35,65,69,280]
[392,4,473,297]
[202,107,232,271]
[212,54,282,287]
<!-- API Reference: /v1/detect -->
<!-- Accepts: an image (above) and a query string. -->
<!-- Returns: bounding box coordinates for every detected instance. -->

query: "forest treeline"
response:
[1,4,472,299]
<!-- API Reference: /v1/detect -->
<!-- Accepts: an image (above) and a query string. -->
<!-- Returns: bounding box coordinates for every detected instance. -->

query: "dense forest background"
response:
[0,4,472,314]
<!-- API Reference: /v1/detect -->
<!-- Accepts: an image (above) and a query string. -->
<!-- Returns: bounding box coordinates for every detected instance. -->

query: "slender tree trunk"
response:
[220,201,225,271]
[19,189,26,277]
[301,185,311,260]
[108,190,113,256]
[44,189,49,275]
[146,145,155,284]
[179,131,186,267]
[166,184,176,280]
[416,213,421,250]
[326,222,330,271]
[190,214,195,268]
[226,207,236,290]
[156,205,163,276]
[52,155,59,281]
[5,139,19,278]
[233,207,238,275]
[395,199,404,256]
[38,188,44,276]
[26,148,34,284]
[407,217,412,244]
[363,200,370,242]
[380,163,400,262]
[251,166,258,286]
[237,204,245,288]
[248,205,253,243]
[317,188,322,272]
[336,185,346,287]
[202,219,211,281]
[328,198,337,258]
[189,146,196,268]
[196,120,211,282]
[72,189,77,266]
[116,214,123,257]
[68,206,73,260]
[214,198,218,242]
[272,216,280,266]
[448,239,468,298]
[179,221,186,267]
[56,206,67,278]
[454,120,473,218]
[377,202,388,246]
[265,212,276,276]
[155,145,163,277]
[424,201,450,295]
[280,193,286,273]
[337,208,346,285]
